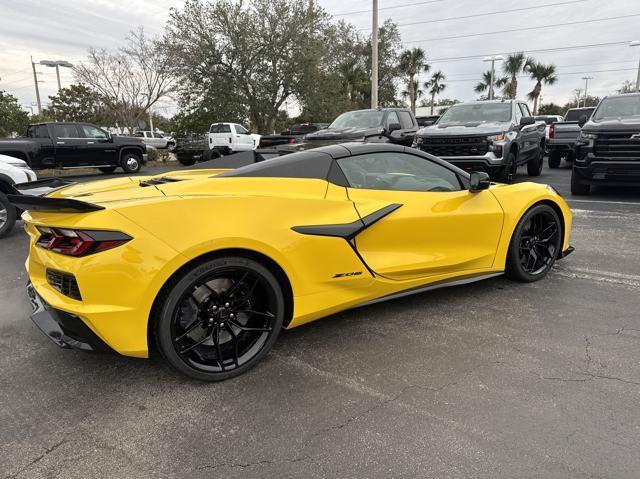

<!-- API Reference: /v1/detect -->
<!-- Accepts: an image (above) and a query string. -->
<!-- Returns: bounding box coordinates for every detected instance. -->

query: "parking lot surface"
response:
[1,162,639,478]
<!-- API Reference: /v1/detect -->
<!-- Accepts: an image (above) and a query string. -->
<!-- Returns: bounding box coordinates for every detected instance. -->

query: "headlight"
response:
[578,132,597,141]
[487,133,505,142]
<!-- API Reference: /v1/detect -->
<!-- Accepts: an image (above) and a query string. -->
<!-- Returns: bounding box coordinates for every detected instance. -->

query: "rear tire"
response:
[0,192,17,239]
[527,144,544,176]
[570,168,590,195]
[177,156,196,166]
[548,151,561,168]
[99,167,117,174]
[121,153,142,174]
[155,256,285,381]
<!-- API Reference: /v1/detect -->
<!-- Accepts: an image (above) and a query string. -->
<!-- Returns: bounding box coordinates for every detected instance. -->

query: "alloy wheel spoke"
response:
[224,323,240,367]
[211,324,225,371]
[175,317,205,343]
[229,319,273,332]
[234,309,275,318]
[179,328,213,354]
[225,272,249,299]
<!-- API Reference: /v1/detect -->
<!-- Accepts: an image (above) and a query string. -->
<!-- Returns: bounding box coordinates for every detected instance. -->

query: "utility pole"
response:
[483,56,504,100]
[631,41,640,93]
[581,76,593,107]
[30,56,42,115]
[371,0,378,108]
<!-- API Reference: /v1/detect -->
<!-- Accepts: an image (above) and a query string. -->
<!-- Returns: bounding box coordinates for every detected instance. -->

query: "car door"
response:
[152,132,168,148]
[25,125,55,168]
[233,124,253,151]
[51,124,85,167]
[336,150,504,280]
[78,124,117,165]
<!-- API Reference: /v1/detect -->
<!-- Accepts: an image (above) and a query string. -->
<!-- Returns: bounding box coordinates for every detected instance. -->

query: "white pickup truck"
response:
[208,123,260,154]
[0,154,37,238]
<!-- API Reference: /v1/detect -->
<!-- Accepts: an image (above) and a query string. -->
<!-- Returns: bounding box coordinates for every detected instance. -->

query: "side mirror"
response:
[519,116,535,127]
[107,131,113,143]
[387,122,402,133]
[469,171,491,192]
[578,115,588,127]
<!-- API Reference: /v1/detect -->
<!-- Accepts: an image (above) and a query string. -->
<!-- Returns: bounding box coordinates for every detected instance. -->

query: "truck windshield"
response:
[438,103,511,125]
[565,108,595,121]
[592,96,640,121]
[329,111,384,129]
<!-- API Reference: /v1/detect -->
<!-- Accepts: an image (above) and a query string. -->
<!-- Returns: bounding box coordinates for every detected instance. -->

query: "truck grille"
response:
[46,269,82,301]
[419,136,489,157]
[594,132,640,158]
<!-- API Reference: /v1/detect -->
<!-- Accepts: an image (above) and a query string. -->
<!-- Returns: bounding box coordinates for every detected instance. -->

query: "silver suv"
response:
[413,100,546,182]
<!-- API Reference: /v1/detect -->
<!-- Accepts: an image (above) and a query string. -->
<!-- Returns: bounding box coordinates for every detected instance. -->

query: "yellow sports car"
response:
[11,143,573,381]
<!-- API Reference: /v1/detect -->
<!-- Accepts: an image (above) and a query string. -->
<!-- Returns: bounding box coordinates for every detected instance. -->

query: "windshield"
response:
[329,111,384,129]
[592,96,640,121]
[438,103,512,125]
[565,108,595,122]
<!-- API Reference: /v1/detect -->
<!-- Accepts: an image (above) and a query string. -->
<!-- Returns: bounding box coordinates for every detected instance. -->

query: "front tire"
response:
[121,153,142,174]
[0,192,17,239]
[506,204,562,282]
[496,151,517,183]
[570,168,590,195]
[155,256,285,381]
[548,151,561,168]
[527,144,544,176]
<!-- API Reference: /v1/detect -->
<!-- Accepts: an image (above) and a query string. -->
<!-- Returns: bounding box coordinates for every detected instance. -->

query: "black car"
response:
[572,93,640,195]
[0,122,148,174]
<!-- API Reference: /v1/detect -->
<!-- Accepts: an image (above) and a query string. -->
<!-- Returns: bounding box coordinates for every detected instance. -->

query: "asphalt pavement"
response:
[1,158,639,478]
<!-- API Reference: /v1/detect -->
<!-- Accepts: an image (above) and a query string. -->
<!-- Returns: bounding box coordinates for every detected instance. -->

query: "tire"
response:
[120,153,142,174]
[99,167,117,174]
[548,151,561,168]
[527,144,544,177]
[155,256,285,381]
[496,151,517,183]
[177,156,196,166]
[570,168,590,195]
[505,204,562,282]
[0,192,17,239]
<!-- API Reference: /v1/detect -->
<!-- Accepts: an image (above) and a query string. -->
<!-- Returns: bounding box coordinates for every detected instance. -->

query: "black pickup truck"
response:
[0,122,148,173]
[572,93,640,195]
[258,123,329,148]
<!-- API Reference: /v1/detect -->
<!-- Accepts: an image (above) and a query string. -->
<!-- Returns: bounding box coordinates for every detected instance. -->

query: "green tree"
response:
[538,103,564,115]
[502,52,530,99]
[45,84,116,125]
[0,91,29,137]
[399,47,429,112]
[424,70,446,115]
[474,70,507,99]
[525,61,557,114]
[617,80,637,94]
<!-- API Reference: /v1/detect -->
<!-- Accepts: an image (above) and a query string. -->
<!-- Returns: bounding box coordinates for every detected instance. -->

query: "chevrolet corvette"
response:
[10,143,573,381]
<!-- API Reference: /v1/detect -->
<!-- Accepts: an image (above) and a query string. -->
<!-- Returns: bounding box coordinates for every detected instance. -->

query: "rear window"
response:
[52,124,80,138]
[210,124,231,133]
[565,108,595,122]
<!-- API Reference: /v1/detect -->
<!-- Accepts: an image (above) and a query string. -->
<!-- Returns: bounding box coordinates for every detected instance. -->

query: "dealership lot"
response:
[1,163,639,478]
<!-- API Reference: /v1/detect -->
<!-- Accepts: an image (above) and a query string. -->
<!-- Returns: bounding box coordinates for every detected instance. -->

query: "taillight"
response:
[36,227,131,257]
[289,137,296,144]
[549,123,555,139]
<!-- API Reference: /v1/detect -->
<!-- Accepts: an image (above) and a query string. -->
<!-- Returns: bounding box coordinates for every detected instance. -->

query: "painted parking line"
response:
[567,199,640,206]
[552,265,640,288]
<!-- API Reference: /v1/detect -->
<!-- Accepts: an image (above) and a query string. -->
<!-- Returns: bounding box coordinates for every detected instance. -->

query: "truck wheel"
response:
[570,168,590,195]
[527,145,544,177]
[121,153,142,174]
[496,151,517,183]
[548,151,561,168]
[0,192,17,239]
[178,156,197,166]
[99,167,117,174]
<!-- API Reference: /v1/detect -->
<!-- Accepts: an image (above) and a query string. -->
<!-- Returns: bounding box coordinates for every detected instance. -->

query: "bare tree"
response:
[74,29,176,133]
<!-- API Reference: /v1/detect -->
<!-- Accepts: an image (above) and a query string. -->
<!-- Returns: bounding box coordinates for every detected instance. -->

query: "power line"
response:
[443,67,638,83]
[333,0,444,17]
[358,0,587,30]
[404,13,640,43]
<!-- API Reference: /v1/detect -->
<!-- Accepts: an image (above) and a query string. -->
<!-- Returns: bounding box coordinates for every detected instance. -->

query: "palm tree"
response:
[424,71,446,115]
[502,52,530,99]
[399,48,430,113]
[474,70,508,99]
[402,80,424,105]
[525,61,557,114]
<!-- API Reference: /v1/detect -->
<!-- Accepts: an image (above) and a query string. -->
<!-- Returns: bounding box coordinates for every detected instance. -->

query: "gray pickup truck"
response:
[413,99,545,182]
[547,107,596,168]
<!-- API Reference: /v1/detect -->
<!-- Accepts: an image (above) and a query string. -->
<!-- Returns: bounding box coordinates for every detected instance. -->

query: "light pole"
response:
[631,41,640,93]
[39,60,73,91]
[371,0,379,108]
[483,55,504,100]
[581,76,593,107]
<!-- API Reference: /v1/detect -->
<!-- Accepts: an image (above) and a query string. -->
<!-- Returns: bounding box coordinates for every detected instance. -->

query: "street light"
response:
[39,59,73,91]
[631,41,640,93]
[581,76,593,107]
[483,55,504,100]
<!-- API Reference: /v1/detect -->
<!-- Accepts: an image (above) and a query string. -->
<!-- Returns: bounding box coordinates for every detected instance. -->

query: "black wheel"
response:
[0,192,17,239]
[177,155,196,166]
[570,168,590,195]
[99,167,117,174]
[527,144,544,176]
[506,204,562,282]
[548,151,561,168]
[121,153,142,174]
[155,256,285,381]
[496,151,517,183]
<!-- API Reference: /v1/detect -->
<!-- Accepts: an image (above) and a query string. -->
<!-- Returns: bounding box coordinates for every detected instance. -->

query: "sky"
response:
[0,0,638,117]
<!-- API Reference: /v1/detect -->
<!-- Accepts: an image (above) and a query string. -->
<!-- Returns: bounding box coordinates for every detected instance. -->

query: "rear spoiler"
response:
[13,178,77,197]
[7,194,104,213]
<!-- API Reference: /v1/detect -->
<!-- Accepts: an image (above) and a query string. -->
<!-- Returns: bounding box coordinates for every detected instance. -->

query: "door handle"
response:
[56,141,65,145]
[87,142,95,145]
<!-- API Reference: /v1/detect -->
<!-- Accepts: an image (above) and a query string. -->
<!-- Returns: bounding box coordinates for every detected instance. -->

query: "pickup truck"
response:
[294,108,418,150]
[571,93,640,195]
[0,122,148,174]
[208,123,260,154]
[134,131,176,150]
[0,154,37,238]
[547,107,595,168]
[258,123,329,148]
[414,99,546,182]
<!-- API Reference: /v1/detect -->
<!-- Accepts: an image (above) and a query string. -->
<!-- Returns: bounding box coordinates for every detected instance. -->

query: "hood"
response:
[113,136,146,147]
[304,126,384,141]
[0,154,27,167]
[417,122,512,137]
[585,118,640,131]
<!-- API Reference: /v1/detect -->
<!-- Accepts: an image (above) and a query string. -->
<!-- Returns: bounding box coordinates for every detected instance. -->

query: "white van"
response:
[208,123,257,154]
